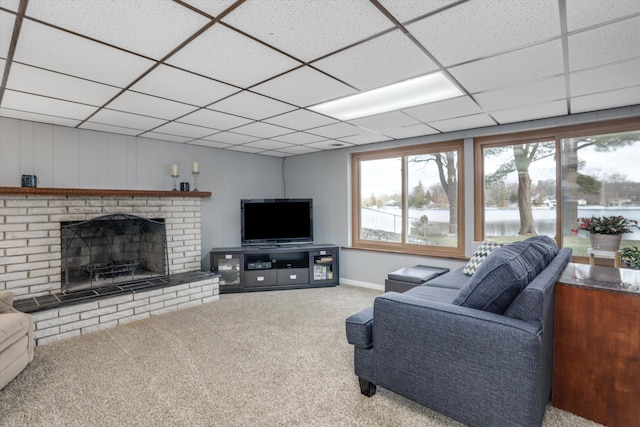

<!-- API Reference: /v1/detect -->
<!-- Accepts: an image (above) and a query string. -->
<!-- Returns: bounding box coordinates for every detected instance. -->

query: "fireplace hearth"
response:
[61,213,169,292]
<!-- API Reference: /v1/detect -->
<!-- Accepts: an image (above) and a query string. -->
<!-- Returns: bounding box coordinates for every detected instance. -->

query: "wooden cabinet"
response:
[553,264,640,427]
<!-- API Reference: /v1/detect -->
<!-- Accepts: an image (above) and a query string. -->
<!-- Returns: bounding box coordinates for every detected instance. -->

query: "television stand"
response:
[210,244,339,293]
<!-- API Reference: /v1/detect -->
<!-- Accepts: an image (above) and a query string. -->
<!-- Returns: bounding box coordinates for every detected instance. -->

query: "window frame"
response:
[351,140,465,258]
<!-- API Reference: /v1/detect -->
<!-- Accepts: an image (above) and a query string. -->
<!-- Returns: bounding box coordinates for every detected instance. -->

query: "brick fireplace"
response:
[0,187,218,345]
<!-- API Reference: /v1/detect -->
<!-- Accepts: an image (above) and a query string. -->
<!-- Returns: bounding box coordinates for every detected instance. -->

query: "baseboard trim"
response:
[340,279,384,292]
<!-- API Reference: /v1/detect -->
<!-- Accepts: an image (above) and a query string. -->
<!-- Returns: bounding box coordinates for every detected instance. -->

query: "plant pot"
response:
[588,233,622,251]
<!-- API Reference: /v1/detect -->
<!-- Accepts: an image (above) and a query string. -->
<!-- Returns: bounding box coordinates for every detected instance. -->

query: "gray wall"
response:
[2,104,640,289]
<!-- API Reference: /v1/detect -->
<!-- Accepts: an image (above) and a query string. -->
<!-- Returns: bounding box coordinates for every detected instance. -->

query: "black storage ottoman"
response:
[385,265,450,293]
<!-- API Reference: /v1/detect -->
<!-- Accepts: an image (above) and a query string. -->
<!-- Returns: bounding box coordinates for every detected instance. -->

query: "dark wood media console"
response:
[210,244,339,293]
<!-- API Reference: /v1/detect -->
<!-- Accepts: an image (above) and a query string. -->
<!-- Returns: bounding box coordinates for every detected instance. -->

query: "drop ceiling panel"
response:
[492,100,568,124]
[167,24,300,88]
[568,16,640,72]
[449,40,564,93]
[6,63,121,106]
[131,65,239,107]
[271,132,326,145]
[2,90,98,120]
[566,0,640,31]
[275,145,320,155]
[339,133,392,145]
[474,77,566,111]
[377,0,459,23]
[208,91,296,120]
[263,109,337,130]
[403,96,484,123]
[0,107,81,128]
[1,11,14,58]
[570,59,640,97]
[243,139,293,150]
[178,108,252,130]
[349,111,421,132]
[13,20,155,87]
[106,91,196,120]
[307,122,361,139]
[571,86,640,114]
[79,121,145,136]
[381,123,440,139]
[139,131,192,144]
[152,122,218,139]
[220,0,393,62]
[231,122,291,138]
[191,139,233,150]
[180,0,239,18]
[89,109,167,131]
[407,0,560,66]
[0,0,19,12]
[428,113,496,133]
[201,131,260,145]
[251,66,356,107]
[225,145,264,154]
[25,0,210,60]
[312,30,438,91]
[304,140,354,151]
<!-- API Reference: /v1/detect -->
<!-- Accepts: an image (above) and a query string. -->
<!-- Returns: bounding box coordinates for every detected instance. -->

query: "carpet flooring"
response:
[0,285,602,426]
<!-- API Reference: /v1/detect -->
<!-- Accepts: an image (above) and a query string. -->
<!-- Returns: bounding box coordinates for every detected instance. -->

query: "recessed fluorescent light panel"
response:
[309,72,462,121]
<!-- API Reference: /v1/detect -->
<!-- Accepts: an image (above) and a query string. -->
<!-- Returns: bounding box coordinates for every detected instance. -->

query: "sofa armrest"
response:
[372,292,546,426]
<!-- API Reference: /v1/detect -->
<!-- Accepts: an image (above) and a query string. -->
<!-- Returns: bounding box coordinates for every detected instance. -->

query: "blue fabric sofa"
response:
[345,236,572,427]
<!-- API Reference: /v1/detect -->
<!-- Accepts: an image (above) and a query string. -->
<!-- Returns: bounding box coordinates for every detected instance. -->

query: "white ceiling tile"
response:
[275,145,321,155]
[79,121,143,136]
[6,63,121,106]
[304,140,354,150]
[0,107,81,127]
[570,59,640,97]
[89,109,167,130]
[260,150,291,158]
[263,109,338,130]
[377,0,458,23]
[180,0,238,18]
[339,133,392,145]
[225,145,264,154]
[307,122,361,139]
[167,24,300,88]
[381,123,440,139]
[139,131,192,144]
[153,122,218,139]
[131,65,239,107]
[201,131,260,145]
[243,139,293,150]
[403,96,483,123]
[1,11,15,58]
[13,20,155,87]
[221,0,393,62]
[190,139,233,149]
[568,16,640,72]
[450,40,564,93]
[178,108,252,130]
[492,100,568,124]
[25,0,210,60]
[252,66,356,107]
[107,91,196,120]
[474,77,566,111]
[231,122,291,138]
[0,0,19,12]
[349,111,421,132]
[566,0,640,32]
[428,113,497,133]
[2,90,97,120]
[571,86,640,114]
[407,0,560,66]
[271,132,326,145]
[208,91,296,120]
[313,30,438,91]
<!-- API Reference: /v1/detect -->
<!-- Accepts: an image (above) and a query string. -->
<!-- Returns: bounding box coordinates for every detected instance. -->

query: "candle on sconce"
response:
[192,161,199,173]
[171,164,179,177]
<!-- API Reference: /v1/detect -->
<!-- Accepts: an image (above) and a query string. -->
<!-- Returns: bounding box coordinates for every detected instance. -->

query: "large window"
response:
[476,118,640,263]
[352,141,464,257]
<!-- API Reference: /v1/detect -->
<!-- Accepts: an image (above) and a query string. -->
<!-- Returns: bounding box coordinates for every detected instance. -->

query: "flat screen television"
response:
[241,198,313,246]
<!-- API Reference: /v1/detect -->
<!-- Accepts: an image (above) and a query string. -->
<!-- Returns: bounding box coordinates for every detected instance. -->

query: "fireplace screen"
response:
[61,214,169,292]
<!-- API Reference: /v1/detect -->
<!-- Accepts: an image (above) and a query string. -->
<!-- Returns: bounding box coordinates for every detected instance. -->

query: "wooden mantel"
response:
[0,186,211,198]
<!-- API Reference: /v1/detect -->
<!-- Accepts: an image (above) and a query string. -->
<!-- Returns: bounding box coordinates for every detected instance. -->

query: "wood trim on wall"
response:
[0,186,212,198]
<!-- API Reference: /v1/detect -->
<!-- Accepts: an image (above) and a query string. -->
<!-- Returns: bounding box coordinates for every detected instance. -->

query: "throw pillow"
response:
[462,241,504,276]
[0,291,14,313]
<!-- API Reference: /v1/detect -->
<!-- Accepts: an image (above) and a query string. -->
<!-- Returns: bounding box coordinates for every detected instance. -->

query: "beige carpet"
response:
[0,285,602,427]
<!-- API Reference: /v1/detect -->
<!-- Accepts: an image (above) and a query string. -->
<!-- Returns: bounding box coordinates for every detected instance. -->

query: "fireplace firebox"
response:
[61,213,169,292]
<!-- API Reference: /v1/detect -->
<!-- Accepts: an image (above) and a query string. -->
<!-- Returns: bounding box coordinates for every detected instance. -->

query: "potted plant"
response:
[621,246,640,269]
[572,215,640,251]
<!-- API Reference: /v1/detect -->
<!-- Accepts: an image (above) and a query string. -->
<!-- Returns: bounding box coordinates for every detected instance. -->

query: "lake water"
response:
[362,206,640,240]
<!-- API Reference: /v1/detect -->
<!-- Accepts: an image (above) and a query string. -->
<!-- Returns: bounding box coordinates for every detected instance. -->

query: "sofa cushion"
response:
[422,267,469,290]
[462,241,504,276]
[0,292,14,313]
[452,236,556,314]
[0,312,31,354]
[405,285,459,304]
